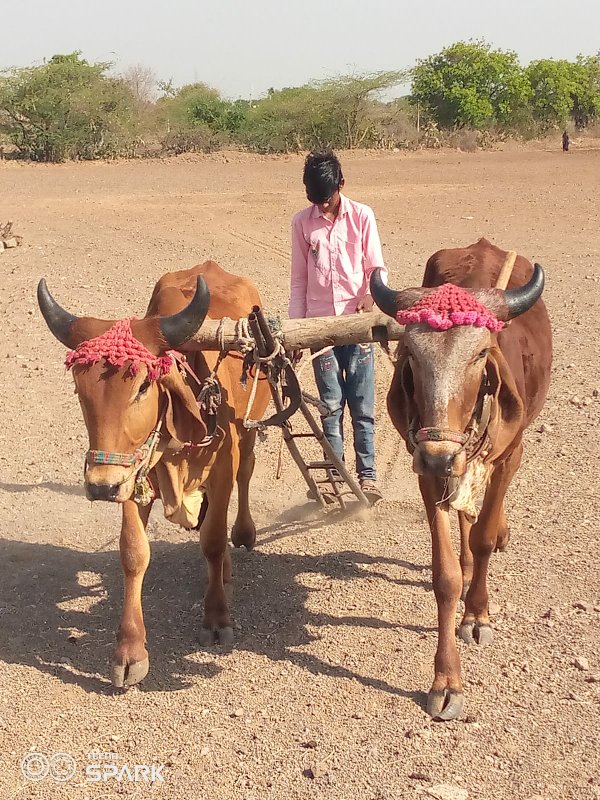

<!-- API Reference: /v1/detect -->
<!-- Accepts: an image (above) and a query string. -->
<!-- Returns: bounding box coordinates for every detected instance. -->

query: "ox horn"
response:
[159,275,211,349]
[503,263,545,319]
[37,279,79,347]
[370,268,423,318]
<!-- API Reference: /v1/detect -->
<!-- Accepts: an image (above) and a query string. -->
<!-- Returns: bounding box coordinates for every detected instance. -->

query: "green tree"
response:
[315,71,408,148]
[0,52,138,161]
[573,54,600,127]
[526,57,600,129]
[240,71,405,153]
[411,40,530,129]
[526,59,580,128]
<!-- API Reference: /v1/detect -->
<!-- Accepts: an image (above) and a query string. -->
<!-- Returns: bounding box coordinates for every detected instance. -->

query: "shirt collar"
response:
[311,193,348,220]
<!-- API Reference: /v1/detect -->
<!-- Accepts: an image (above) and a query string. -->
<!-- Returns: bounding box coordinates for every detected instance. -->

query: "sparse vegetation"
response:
[0,52,139,161]
[1,45,599,161]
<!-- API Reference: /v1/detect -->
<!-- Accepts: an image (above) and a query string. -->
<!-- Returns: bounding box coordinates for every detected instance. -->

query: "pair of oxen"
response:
[37,237,551,720]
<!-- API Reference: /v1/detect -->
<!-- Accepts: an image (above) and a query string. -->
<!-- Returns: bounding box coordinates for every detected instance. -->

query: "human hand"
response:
[356,295,374,313]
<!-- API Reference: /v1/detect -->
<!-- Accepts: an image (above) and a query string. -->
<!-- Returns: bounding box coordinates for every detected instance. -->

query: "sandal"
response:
[360,479,383,507]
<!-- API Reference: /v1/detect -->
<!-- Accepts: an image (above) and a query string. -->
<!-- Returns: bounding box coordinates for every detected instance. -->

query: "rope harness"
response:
[85,406,166,506]
[407,371,494,464]
[169,350,223,448]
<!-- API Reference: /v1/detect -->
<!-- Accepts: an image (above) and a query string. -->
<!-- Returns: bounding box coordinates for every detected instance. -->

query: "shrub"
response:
[0,52,138,161]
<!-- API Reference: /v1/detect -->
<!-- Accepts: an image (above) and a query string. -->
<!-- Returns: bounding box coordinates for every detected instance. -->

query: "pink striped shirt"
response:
[288,194,387,319]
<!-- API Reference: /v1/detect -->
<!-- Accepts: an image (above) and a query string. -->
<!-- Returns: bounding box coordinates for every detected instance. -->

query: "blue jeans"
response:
[312,344,376,481]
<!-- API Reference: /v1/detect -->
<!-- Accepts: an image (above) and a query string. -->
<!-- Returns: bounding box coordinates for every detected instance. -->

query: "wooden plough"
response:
[186,308,404,511]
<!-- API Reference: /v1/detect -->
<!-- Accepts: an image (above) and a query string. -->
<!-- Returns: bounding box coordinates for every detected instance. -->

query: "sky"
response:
[4,0,599,98]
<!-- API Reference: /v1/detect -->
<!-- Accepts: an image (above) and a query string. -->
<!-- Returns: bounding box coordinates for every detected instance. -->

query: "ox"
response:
[370,238,552,720]
[38,261,270,688]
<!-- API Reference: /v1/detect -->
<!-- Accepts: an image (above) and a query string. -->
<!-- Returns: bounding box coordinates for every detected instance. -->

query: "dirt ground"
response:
[0,147,599,800]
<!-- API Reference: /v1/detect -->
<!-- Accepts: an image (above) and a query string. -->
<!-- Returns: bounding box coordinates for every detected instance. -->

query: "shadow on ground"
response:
[0,481,85,497]
[0,501,431,708]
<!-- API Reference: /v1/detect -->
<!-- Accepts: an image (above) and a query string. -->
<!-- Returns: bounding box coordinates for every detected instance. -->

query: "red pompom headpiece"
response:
[395,284,504,332]
[65,318,173,380]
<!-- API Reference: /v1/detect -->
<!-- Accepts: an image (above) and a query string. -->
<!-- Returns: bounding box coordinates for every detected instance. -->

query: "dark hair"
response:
[303,150,343,204]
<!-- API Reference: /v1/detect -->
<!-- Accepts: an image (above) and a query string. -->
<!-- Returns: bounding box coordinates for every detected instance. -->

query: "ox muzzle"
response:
[412,441,468,478]
[83,433,159,504]
[85,481,122,502]
[410,426,474,478]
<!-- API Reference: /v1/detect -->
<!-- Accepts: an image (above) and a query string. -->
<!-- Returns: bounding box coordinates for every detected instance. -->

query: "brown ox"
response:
[38,261,270,688]
[371,238,552,720]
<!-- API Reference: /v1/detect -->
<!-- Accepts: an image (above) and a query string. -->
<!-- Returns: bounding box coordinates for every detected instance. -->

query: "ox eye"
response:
[136,379,151,399]
[477,348,489,360]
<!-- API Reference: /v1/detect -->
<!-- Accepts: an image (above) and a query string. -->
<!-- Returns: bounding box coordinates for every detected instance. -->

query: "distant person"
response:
[288,150,387,506]
[562,131,570,152]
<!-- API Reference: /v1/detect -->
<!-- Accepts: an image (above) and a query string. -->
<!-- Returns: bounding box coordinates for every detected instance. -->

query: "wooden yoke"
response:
[495,250,517,290]
[186,311,404,353]
[185,251,516,356]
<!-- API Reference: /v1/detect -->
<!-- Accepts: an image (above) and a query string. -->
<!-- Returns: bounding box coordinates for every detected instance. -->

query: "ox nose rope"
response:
[407,371,494,463]
[414,428,470,446]
[85,407,165,506]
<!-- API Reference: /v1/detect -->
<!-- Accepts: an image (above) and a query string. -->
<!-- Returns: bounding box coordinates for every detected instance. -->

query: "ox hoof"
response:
[231,523,257,551]
[458,621,476,645]
[427,689,464,721]
[199,625,235,648]
[111,656,149,689]
[476,623,494,645]
[458,621,494,646]
[495,527,511,552]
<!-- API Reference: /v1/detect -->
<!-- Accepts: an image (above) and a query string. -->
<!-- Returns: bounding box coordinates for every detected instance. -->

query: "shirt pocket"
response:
[336,233,363,272]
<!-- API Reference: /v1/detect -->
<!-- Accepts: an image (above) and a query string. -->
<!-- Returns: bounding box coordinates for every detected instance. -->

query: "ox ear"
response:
[160,365,208,447]
[387,340,415,446]
[485,348,525,458]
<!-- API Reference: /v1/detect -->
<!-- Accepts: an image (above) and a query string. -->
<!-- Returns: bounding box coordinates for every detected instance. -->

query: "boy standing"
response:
[288,151,387,506]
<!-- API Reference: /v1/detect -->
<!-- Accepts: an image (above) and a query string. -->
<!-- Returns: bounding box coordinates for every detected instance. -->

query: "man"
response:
[562,131,570,152]
[288,150,387,506]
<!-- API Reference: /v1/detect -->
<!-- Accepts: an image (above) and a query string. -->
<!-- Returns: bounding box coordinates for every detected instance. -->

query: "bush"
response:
[239,72,407,154]
[367,97,419,148]
[450,128,479,151]
[0,52,138,161]
[239,85,339,153]
[155,83,249,153]
[159,124,229,155]
[2,48,600,161]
